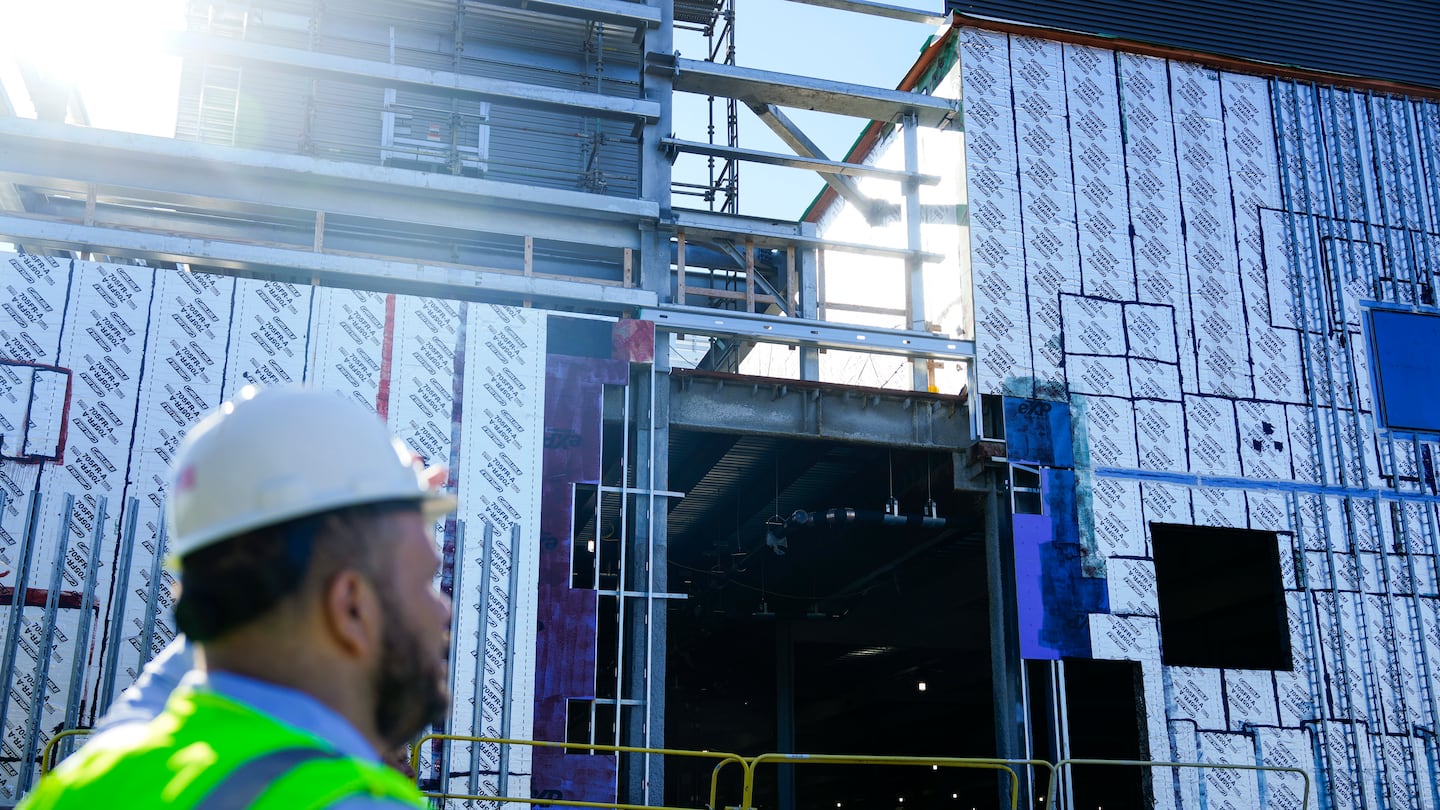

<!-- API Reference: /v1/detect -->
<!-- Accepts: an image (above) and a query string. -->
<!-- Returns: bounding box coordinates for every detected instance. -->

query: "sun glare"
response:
[1,0,189,136]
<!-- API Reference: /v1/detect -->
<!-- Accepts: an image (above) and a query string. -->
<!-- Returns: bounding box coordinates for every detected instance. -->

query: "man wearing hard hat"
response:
[22,385,456,808]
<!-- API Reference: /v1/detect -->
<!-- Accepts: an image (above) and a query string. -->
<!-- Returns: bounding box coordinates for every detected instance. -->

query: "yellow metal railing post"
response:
[39,729,93,776]
[1048,759,1312,810]
[409,734,748,810]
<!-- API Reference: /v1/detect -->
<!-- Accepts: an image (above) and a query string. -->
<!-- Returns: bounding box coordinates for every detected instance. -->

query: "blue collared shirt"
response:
[204,671,416,809]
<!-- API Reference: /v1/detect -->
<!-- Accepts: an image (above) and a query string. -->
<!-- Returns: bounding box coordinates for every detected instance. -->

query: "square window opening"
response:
[1151,522,1292,671]
[1369,308,1440,434]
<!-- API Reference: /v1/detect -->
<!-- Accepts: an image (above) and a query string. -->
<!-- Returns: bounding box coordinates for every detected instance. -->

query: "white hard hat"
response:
[166,385,458,559]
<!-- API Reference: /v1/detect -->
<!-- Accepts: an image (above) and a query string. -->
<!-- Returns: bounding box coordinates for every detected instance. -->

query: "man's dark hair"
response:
[174,500,419,642]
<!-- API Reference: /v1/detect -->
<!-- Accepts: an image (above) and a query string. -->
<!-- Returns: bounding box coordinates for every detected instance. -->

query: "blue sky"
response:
[672,1,941,219]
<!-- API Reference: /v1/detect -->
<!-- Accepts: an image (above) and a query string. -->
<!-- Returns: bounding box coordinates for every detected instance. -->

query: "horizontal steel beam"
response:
[0,215,657,310]
[782,0,947,25]
[670,371,971,448]
[640,304,974,360]
[170,32,659,122]
[655,55,959,127]
[672,208,942,262]
[0,118,652,249]
[661,137,938,184]
[475,0,661,28]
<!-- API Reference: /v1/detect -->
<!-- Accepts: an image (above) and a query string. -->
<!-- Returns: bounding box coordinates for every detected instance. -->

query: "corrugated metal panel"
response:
[176,0,644,196]
[946,0,1440,89]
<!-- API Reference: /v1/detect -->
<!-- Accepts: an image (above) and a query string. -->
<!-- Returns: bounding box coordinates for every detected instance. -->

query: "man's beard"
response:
[373,584,451,749]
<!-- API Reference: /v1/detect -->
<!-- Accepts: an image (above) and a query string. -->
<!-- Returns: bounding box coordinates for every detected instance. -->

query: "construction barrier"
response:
[1046,759,1312,810]
[38,730,92,776]
[411,734,748,810]
[743,753,1046,810]
[33,729,1317,810]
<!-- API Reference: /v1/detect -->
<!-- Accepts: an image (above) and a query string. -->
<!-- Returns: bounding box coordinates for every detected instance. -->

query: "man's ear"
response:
[323,569,382,659]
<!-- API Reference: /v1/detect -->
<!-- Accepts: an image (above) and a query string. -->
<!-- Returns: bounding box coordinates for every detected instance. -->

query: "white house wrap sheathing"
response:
[957,25,1440,810]
[0,254,546,801]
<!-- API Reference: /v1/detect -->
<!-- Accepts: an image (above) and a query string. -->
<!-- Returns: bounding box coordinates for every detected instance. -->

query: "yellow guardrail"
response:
[1047,758,1312,810]
[410,734,747,810]
[744,753,1050,810]
[39,729,92,775]
[404,736,1315,810]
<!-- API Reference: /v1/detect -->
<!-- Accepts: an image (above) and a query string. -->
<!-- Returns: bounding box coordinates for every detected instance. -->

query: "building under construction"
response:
[0,1,1438,808]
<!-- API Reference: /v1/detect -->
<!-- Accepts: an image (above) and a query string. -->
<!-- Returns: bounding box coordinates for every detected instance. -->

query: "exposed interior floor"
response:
[660,433,1001,810]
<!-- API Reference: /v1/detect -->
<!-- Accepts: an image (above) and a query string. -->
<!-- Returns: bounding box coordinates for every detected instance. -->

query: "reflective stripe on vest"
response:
[194,747,343,810]
[18,687,425,809]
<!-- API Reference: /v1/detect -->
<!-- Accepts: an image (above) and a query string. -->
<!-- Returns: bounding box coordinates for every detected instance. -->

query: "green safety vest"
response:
[20,687,425,809]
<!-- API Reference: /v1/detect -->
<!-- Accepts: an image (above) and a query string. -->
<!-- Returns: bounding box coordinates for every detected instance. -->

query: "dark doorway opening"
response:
[1062,658,1152,809]
[663,433,995,810]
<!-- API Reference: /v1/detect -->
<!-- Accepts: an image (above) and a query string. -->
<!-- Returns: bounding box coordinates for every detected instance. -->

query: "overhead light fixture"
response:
[917,681,927,692]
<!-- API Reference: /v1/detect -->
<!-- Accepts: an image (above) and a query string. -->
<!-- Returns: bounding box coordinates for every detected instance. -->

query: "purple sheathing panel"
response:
[532,353,627,804]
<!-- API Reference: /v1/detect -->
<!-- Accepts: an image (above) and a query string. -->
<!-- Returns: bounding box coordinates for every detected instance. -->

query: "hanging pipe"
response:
[785,508,960,531]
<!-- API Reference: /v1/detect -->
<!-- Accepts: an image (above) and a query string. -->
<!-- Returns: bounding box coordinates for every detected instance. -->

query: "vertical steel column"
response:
[441,520,466,798]
[984,469,1029,809]
[623,354,668,806]
[1054,660,1074,810]
[472,520,494,798]
[498,522,522,795]
[797,222,821,381]
[97,499,140,715]
[902,112,928,392]
[1290,490,1341,810]
[639,0,674,298]
[137,520,168,671]
[63,497,106,733]
[613,377,632,752]
[775,620,796,810]
[18,494,76,794]
[0,488,38,772]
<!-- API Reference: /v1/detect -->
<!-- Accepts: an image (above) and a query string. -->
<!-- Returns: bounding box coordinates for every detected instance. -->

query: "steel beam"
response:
[0,118,652,249]
[475,0,661,28]
[782,0,947,25]
[640,303,974,360]
[661,137,939,184]
[654,54,959,127]
[170,32,659,122]
[673,208,942,262]
[668,371,972,449]
[748,103,898,225]
[0,215,658,310]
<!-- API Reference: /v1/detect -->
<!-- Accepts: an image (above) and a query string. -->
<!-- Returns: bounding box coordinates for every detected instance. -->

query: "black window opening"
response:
[1151,523,1293,671]
[1369,308,1440,435]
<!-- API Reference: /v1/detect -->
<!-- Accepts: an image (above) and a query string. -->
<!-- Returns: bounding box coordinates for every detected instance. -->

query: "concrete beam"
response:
[170,32,659,122]
[0,215,658,311]
[654,54,959,127]
[669,371,972,449]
